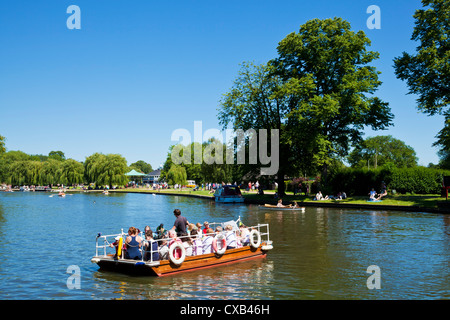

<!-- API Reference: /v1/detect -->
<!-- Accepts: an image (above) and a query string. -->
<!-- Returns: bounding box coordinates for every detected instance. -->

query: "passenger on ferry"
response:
[156,223,165,239]
[202,221,210,234]
[168,230,183,259]
[158,239,169,260]
[143,229,160,262]
[171,209,189,236]
[191,229,203,256]
[187,223,197,235]
[125,227,142,260]
[109,236,123,258]
[225,224,237,249]
[239,224,250,246]
[202,228,214,253]
[180,232,193,256]
[196,222,202,232]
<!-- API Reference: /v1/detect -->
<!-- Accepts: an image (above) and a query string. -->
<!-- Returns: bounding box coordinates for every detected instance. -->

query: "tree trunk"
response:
[277,169,286,198]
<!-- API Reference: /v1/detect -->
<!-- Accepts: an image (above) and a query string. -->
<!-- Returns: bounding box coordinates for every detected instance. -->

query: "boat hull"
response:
[92,244,269,276]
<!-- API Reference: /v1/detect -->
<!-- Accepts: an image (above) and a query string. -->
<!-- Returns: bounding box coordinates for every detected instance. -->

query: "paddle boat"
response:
[91,218,273,276]
[214,185,245,203]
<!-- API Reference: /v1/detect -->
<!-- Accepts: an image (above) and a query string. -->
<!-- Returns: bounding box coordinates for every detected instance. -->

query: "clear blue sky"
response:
[0,0,443,169]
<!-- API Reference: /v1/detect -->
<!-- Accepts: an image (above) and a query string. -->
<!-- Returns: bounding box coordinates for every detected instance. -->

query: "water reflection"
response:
[92,258,275,300]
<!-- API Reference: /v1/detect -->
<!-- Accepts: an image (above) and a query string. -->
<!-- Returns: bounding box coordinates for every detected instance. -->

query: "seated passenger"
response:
[168,230,183,259]
[180,232,193,256]
[109,236,123,259]
[276,199,287,207]
[202,221,210,235]
[238,224,250,246]
[156,223,165,239]
[159,240,169,260]
[190,229,203,256]
[125,226,142,260]
[225,224,237,249]
[143,229,159,262]
[202,228,214,253]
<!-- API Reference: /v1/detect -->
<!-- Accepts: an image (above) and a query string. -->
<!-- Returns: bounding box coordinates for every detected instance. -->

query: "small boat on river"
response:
[214,185,245,203]
[91,218,273,276]
[261,204,305,212]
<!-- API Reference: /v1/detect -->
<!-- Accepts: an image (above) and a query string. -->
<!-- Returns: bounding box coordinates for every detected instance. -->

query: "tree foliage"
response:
[218,18,394,194]
[393,0,450,115]
[129,160,153,174]
[348,135,418,169]
[393,0,450,163]
[0,135,5,154]
[167,164,187,186]
[84,153,128,188]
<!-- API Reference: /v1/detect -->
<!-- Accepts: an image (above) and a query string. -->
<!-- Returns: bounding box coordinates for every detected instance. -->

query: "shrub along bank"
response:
[327,166,450,196]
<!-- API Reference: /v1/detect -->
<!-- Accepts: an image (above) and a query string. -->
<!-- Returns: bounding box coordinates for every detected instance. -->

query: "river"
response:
[0,191,448,300]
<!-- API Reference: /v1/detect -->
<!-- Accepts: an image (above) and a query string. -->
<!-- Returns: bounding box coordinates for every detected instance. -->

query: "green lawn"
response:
[112,188,447,210]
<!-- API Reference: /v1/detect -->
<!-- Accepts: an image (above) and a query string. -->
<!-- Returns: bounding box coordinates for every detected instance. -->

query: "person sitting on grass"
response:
[369,188,377,201]
[377,182,387,200]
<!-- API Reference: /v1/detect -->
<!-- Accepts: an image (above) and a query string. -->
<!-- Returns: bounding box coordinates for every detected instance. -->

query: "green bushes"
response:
[328,167,449,196]
[387,167,448,194]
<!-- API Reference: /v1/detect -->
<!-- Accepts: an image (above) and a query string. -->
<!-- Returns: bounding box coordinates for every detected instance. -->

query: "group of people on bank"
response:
[110,209,252,261]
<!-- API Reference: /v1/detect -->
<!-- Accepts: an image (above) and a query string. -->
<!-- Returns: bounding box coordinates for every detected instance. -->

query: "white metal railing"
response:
[94,220,271,263]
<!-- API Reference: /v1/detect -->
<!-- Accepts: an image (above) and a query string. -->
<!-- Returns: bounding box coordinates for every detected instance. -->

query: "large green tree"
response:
[84,153,128,188]
[129,160,153,174]
[95,154,128,188]
[167,164,187,186]
[393,0,449,160]
[60,159,84,186]
[394,0,449,114]
[219,18,394,195]
[348,135,418,169]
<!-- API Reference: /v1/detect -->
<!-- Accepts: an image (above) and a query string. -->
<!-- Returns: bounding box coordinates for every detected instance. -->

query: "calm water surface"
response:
[0,192,448,300]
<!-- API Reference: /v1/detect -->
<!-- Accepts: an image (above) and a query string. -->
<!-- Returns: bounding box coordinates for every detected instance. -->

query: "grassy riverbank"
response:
[111,188,449,212]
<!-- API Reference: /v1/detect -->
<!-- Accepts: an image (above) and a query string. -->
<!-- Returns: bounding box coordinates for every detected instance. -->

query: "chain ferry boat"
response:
[91,218,273,276]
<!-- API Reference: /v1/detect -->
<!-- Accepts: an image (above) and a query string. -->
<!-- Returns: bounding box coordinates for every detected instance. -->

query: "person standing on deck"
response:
[171,209,189,237]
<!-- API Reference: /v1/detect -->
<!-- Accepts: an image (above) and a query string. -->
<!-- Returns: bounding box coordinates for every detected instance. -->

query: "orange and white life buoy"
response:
[249,229,261,249]
[169,242,186,265]
[212,233,227,255]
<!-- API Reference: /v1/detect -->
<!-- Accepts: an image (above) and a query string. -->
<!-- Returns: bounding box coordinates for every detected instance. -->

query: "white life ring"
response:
[212,233,227,255]
[168,242,186,265]
[249,229,261,249]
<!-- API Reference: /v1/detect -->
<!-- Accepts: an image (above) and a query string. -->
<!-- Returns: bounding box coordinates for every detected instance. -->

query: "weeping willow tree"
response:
[40,159,63,185]
[84,153,128,188]
[59,159,84,186]
[167,164,187,186]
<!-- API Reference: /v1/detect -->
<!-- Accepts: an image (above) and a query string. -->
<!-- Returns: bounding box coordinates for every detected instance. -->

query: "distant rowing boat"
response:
[260,204,305,211]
